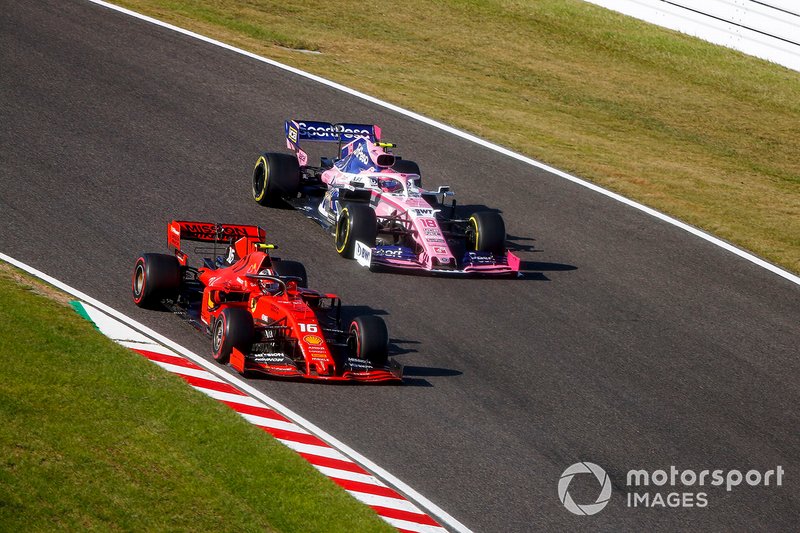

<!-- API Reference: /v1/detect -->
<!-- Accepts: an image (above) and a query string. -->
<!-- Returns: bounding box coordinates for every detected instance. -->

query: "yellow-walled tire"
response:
[335,204,377,258]
[466,211,506,255]
[252,153,300,206]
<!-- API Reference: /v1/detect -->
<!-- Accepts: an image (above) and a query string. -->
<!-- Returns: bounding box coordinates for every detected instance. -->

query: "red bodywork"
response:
[167,220,401,383]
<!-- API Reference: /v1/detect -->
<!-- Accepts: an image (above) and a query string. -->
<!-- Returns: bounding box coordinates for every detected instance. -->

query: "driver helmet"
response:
[257,268,280,294]
[378,177,402,193]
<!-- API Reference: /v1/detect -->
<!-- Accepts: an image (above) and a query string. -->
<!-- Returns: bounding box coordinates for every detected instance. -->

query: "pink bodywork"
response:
[318,137,520,275]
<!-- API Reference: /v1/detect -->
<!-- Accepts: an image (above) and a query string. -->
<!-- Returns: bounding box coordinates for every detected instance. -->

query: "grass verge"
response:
[113,0,799,273]
[0,264,392,532]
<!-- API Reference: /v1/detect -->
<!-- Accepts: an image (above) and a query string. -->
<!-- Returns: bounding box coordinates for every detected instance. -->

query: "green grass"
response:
[114,0,800,273]
[0,266,393,532]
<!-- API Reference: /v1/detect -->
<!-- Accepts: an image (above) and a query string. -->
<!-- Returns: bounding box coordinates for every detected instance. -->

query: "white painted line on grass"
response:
[87,0,800,286]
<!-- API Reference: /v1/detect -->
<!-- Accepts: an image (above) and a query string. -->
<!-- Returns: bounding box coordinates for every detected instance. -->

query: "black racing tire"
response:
[392,159,422,187]
[252,152,301,206]
[335,203,377,259]
[348,315,389,367]
[466,211,506,255]
[271,259,308,288]
[211,307,254,365]
[132,253,181,309]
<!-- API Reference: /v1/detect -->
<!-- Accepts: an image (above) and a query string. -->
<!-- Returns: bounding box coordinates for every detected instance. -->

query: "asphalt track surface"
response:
[2,2,798,531]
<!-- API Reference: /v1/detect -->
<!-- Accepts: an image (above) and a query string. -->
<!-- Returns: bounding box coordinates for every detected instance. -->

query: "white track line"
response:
[0,252,470,533]
[86,0,800,286]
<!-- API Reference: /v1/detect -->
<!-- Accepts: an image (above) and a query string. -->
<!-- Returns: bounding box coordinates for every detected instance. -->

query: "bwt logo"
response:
[558,462,612,516]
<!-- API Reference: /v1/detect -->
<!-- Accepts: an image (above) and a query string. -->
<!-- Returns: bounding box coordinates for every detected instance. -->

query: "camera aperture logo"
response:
[558,462,612,515]
[558,462,784,515]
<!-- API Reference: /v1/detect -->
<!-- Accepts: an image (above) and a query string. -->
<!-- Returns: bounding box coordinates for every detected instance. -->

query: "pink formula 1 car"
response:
[251,120,520,276]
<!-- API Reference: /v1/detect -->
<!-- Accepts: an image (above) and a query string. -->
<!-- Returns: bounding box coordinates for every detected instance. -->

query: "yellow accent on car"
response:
[469,216,479,250]
[336,208,350,253]
[253,157,268,202]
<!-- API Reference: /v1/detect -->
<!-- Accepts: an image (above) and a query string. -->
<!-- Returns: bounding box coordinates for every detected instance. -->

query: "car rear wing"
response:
[168,220,266,255]
[285,119,381,151]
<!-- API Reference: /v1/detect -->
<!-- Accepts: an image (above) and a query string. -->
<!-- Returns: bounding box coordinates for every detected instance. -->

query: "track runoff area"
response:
[0,252,469,533]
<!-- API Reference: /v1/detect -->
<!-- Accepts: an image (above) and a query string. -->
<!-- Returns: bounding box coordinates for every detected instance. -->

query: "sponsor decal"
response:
[373,246,415,260]
[181,223,249,242]
[433,246,448,255]
[355,240,372,267]
[410,207,434,218]
[427,238,446,244]
[423,227,442,237]
[252,352,288,364]
[287,125,298,143]
[297,122,372,141]
[346,357,373,370]
[304,335,324,345]
[465,251,495,264]
[375,248,403,258]
[352,142,370,165]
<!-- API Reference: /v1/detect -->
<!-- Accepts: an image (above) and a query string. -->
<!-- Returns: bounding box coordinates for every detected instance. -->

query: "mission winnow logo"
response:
[558,462,784,514]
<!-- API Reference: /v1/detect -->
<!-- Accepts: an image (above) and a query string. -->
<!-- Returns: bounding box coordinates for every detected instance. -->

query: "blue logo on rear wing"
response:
[285,120,380,150]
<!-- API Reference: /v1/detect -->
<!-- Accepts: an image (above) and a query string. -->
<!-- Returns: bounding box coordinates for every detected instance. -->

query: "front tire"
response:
[348,315,389,367]
[211,308,254,365]
[252,153,300,206]
[335,203,377,259]
[132,253,181,309]
[466,211,506,255]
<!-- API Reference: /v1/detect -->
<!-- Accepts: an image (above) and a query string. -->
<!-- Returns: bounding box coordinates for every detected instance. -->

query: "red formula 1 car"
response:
[131,220,402,383]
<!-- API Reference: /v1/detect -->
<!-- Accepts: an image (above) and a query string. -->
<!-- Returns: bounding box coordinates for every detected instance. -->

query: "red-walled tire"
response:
[348,315,389,367]
[132,253,181,309]
[211,308,254,365]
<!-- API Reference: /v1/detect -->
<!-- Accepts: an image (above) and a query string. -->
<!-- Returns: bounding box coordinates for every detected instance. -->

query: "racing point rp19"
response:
[131,220,402,383]
[251,119,521,276]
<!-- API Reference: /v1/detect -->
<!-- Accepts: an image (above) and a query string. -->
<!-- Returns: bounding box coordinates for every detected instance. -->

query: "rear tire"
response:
[211,308,254,365]
[335,203,377,259]
[348,316,389,367]
[392,159,421,187]
[466,211,506,255]
[132,253,181,309]
[271,260,308,288]
[252,153,300,206]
